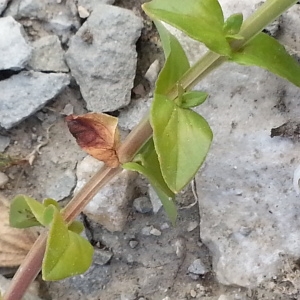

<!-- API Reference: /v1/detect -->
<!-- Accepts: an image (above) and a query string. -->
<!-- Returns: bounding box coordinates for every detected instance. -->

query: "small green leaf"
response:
[143,0,231,56]
[10,195,41,228]
[223,13,243,36]
[154,20,190,95]
[231,32,300,87]
[123,140,177,225]
[68,220,84,234]
[177,91,208,108]
[43,198,61,210]
[151,94,213,193]
[42,208,94,281]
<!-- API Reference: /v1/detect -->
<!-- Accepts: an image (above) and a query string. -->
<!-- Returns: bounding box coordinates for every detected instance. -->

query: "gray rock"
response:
[94,248,113,265]
[4,0,80,38]
[29,35,69,72]
[45,169,76,201]
[75,156,136,232]
[141,226,152,236]
[0,16,32,70]
[166,0,300,289]
[0,136,10,152]
[118,97,152,131]
[77,0,115,13]
[133,196,152,214]
[150,227,161,236]
[0,71,70,129]
[0,0,9,14]
[188,259,208,275]
[148,185,162,214]
[128,240,138,249]
[66,5,143,112]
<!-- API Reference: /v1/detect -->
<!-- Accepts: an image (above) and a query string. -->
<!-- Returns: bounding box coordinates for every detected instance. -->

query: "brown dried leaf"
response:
[66,113,120,168]
[0,194,38,267]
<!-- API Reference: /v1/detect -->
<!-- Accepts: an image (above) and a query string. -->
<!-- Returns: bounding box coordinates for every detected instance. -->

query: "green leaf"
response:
[154,20,190,95]
[151,94,213,193]
[43,198,61,210]
[42,207,94,281]
[43,205,56,226]
[123,139,177,225]
[231,32,300,87]
[176,91,208,108]
[68,220,84,234]
[9,195,42,228]
[143,0,231,56]
[223,13,243,36]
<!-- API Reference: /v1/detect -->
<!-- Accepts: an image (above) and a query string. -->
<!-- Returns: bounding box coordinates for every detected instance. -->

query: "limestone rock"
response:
[29,35,69,72]
[66,4,143,112]
[75,156,136,232]
[0,71,70,129]
[0,16,32,70]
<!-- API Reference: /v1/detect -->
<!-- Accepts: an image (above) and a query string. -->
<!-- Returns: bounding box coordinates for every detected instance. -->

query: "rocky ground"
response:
[0,0,300,299]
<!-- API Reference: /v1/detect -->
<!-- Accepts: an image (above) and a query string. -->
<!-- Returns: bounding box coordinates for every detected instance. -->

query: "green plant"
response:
[3,0,300,299]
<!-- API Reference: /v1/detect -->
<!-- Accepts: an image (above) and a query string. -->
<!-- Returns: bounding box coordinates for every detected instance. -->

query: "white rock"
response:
[75,156,136,232]
[148,185,162,214]
[77,0,115,13]
[29,35,69,72]
[187,221,198,232]
[144,59,160,87]
[66,4,143,112]
[150,227,161,236]
[0,16,32,70]
[188,259,208,275]
[0,71,70,129]
[0,172,9,188]
[78,5,90,18]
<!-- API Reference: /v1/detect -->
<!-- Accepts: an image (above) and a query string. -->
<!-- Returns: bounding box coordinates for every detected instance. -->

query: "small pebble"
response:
[93,248,113,265]
[174,237,186,258]
[144,59,160,86]
[129,240,139,249]
[190,289,197,298]
[148,185,162,213]
[0,172,9,188]
[150,227,161,236]
[141,226,152,236]
[218,295,230,300]
[239,226,252,236]
[188,259,208,275]
[78,5,90,18]
[60,103,74,116]
[187,221,198,232]
[189,273,200,281]
[160,222,170,230]
[133,196,153,214]
[0,136,10,152]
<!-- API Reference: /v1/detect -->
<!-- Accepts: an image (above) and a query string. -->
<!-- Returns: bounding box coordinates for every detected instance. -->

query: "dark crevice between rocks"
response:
[0,70,20,81]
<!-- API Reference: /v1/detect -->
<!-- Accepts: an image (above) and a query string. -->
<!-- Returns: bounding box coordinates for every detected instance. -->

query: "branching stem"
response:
[3,0,298,299]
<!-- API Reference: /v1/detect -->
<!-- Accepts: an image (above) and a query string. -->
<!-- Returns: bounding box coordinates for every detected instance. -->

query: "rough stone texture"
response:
[0,16,32,70]
[165,0,300,289]
[29,35,69,72]
[75,156,136,232]
[66,5,143,112]
[118,97,151,131]
[77,0,115,13]
[0,0,8,14]
[4,0,80,38]
[0,71,70,129]
[188,259,208,275]
[45,169,76,201]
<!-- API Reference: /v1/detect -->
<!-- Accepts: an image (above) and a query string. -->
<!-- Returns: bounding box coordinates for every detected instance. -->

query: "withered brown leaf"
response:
[66,113,120,168]
[0,194,38,267]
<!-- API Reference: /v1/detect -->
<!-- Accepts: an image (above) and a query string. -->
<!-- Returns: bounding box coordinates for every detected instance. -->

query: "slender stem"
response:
[4,1,298,299]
